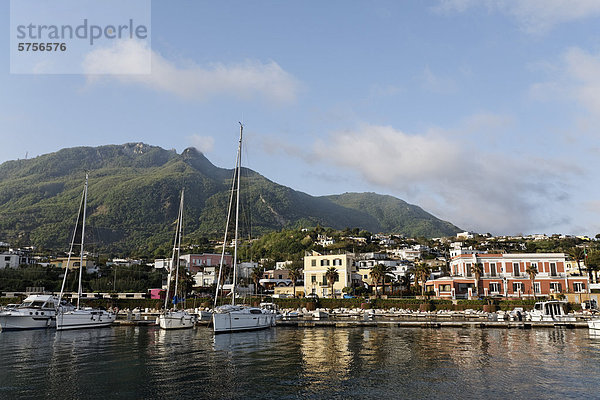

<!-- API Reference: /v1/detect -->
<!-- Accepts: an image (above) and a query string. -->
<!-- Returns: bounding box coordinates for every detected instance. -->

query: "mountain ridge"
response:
[0,143,461,254]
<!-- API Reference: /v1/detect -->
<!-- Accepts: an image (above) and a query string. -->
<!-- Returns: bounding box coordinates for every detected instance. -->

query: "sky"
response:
[1,0,600,237]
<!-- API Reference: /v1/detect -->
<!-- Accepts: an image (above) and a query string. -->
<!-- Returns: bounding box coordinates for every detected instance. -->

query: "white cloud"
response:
[434,0,600,34]
[83,40,300,103]
[311,123,577,234]
[188,135,215,153]
[531,47,600,117]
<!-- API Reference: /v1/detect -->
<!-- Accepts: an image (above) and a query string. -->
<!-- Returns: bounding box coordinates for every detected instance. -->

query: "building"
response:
[260,269,293,293]
[180,253,232,274]
[303,251,361,297]
[50,256,95,271]
[426,252,589,299]
[0,253,19,269]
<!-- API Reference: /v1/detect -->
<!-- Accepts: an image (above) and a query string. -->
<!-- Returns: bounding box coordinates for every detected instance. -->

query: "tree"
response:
[325,266,339,298]
[587,250,600,284]
[250,265,264,295]
[370,264,394,297]
[286,261,303,298]
[568,247,585,276]
[413,262,432,296]
[526,263,538,299]
[470,262,484,297]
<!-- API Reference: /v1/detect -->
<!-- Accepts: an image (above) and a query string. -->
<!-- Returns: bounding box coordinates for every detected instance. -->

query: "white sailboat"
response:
[212,124,276,334]
[158,189,196,330]
[56,172,116,331]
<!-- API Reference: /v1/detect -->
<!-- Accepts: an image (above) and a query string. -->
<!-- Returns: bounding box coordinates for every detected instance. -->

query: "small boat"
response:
[56,172,116,331]
[529,300,576,323]
[588,318,600,330]
[0,294,60,331]
[158,189,195,330]
[312,309,329,320]
[212,124,276,334]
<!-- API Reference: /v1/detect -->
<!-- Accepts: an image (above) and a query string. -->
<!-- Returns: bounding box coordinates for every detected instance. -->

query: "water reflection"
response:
[1,327,600,399]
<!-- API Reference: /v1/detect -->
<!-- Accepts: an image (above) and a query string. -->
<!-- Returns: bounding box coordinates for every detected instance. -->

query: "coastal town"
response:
[2,229,599,309]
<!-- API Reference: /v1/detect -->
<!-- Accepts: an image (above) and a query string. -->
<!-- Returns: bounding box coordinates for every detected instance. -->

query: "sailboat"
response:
[56,172,116,330]
[158,189,196,330]
[212,124,277,334]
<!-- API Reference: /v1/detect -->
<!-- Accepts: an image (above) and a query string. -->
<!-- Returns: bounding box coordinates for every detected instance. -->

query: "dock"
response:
[276,319,588,329]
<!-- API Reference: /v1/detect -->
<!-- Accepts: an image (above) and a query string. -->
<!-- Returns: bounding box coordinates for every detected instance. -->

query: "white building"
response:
[1,253,19,269]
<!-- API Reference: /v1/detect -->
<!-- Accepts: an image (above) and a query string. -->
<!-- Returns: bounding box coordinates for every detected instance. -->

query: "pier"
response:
[276,319,588,329]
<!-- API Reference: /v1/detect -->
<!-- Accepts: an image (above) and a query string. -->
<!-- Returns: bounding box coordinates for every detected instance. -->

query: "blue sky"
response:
[2,0,600,236]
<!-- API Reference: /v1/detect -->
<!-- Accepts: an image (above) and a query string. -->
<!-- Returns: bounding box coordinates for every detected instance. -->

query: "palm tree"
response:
[587,250,600,284]
[250,265,264,295]
[568,247,585,276]
[414,262,432,296]
[325,266,339,298]
[370,264,383,297]
[286,261,303,298]
[526,264,538,299]
[470,262,483,297]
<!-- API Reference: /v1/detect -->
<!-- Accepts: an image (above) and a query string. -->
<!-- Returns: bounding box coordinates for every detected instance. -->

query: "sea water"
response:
[1,326,599,399]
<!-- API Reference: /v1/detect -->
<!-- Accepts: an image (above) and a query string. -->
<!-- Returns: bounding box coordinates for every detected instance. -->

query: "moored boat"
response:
[212,124,275,334]
[529,300,576,322]
[0,294,60,331]
[56,172,116,331]
[158,188,195,330]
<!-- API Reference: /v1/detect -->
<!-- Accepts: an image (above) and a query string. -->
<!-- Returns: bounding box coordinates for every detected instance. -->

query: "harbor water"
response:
[1,326,600,399]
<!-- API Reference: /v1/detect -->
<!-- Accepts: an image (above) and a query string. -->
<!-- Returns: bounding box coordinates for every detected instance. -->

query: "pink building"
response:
[181,253,232,274]
[427,252,588,299]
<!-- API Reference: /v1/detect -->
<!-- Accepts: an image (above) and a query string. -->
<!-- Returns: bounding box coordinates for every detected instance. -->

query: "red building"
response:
[427,252,588,299]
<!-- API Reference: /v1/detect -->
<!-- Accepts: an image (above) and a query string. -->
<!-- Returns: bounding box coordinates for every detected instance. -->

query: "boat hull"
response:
[213,308,276,334]
[56,309,116,331]
[588,319,600,330]
[0,313,55,331]
[159,311,196,330]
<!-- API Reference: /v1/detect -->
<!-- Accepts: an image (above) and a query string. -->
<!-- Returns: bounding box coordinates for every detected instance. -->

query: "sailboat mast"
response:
[164,190,182,311]
[58,175,86,307]
[173,189,184,310]
[213,142,239,309]
[76,172,88,310]
[231,123,243,306]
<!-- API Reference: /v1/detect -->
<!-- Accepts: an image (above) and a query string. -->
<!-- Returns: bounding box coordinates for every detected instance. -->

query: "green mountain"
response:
[0,143,461,254]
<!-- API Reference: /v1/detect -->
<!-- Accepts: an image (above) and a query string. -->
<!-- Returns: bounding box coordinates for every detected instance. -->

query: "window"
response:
[550,263,557,277]
[311,275,316,283]
[489,283,500,293]
[574,282,585,292]
[513,282,523,293]
[513,263,520,277]
[465,263,472,277]
[278,274,283,279]
[490,263,497,277]
[320,259,330,266]
[550,282,562,293]
[440,284,451,292]
[534,282,541,294]
[311,259,316,267]
[322,276,328,285]
[363,275,368,279]
[333,258,342,266]
[4,256,10,261]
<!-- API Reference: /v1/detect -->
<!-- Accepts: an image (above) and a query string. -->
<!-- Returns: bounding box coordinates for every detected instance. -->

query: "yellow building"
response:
[303,251,358,298]
[50,257,95,270]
